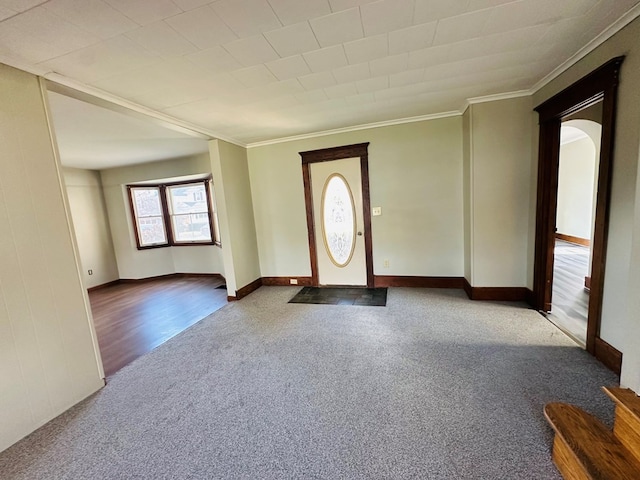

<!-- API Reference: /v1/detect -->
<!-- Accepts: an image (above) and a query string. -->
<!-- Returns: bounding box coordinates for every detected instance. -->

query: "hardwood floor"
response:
[89,275,227,377]
[547,239,590,346]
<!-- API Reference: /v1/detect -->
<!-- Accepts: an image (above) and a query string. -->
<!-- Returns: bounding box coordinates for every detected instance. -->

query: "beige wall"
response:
[532,16,640,388]
[556,137,597,240]
[100,154,224,279]
[467,97,534,287]
[0,65,103,452]
[63,168,119,288]
[248,117,465,279]
[209,140,261,294]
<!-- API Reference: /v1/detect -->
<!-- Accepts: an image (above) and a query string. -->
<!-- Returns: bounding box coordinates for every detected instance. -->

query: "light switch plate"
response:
[372,206,382,216]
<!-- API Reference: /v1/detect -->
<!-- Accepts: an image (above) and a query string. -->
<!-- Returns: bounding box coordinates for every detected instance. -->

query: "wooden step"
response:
[603,387,640,464]
[544,402,640,479]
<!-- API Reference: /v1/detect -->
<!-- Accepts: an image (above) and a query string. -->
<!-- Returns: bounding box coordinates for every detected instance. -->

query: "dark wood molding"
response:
[533,56,624,357]
[233,277,262,301]
[299,143,374,288]
[584,276,591,290]
[463,278,531,302]
[374,275,463,288]
[594,337,622,375]
[299,143,369,164]
[261,276,313,286]
[555,233,591,247]
[87,279,121,292]
[301,162,319,287]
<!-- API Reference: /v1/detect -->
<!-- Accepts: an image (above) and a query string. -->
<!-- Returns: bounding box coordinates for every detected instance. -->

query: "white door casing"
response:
[310,157,367,286]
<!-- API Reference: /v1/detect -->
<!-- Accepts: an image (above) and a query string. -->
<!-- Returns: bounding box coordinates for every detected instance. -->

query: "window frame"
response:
[127,177,220,250]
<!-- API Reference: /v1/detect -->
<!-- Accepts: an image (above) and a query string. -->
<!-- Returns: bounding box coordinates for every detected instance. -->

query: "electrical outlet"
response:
[383,260,390,268]
[290,278,298,285]
[88,269,93,275]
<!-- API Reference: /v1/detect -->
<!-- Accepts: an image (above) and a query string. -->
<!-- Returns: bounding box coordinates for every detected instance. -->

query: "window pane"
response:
[132,188,163,217]
[168,184,208,215]
[172,214,212,242]
[137,216,167,246]
[321,174,356,267]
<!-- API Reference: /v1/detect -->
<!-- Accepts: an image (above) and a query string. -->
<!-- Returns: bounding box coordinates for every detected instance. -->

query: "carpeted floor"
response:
[0,287,618,479]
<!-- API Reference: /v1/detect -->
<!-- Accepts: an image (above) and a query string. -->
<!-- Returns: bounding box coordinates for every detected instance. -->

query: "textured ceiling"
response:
[1,0,639,146]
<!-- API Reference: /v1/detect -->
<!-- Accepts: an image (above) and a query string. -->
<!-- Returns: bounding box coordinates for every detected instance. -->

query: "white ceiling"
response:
[1,0,639,149]
[48,91,209,169]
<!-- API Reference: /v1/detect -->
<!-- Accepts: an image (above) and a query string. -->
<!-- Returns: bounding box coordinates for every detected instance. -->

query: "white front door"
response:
[310,157,367,286]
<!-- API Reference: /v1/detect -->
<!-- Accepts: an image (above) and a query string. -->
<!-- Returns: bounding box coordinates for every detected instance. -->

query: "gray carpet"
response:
[0,287,618,479]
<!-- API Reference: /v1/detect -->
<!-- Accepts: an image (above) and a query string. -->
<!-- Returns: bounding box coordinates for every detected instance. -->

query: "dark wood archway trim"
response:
[299,143,373,287]
[533,56,624,358]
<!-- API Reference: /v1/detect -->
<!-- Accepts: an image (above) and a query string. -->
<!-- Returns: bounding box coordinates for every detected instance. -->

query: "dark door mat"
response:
[289,287,387,306]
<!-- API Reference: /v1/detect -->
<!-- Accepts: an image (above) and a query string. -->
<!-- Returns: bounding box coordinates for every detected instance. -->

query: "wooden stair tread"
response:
[603,387,640,420]
[544,403,640,479]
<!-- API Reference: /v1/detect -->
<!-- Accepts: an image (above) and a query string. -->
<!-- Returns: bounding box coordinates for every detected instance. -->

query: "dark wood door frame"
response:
[533,57,624,356]
[299,143,374,288]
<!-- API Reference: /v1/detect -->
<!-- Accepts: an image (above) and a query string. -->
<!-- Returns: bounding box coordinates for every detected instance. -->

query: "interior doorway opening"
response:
[547,118,602,346]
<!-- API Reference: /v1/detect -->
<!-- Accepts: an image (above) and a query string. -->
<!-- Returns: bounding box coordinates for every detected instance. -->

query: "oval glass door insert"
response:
[321,174,356,267]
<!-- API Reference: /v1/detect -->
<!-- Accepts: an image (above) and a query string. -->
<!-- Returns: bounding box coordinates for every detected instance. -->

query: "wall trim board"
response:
[261,276,314,286]
[228,277,262,302]
[556,233,591,246]
[463,278,531,302]
[594,337,623,375]
[585,276,591,290]
[374,276,464,288]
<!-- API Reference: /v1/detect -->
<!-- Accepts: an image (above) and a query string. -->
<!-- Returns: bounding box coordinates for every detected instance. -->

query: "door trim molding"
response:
[533,56,624,357]
[300,143,373,288]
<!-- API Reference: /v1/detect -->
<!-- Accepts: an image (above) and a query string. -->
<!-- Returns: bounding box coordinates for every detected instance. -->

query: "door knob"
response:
[357,231,363,236]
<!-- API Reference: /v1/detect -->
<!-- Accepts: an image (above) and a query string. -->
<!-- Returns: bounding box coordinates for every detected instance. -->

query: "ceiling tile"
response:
[211,0,281,37]
[390,68,424,87]
[447,24,549,63]
[344,34,388,64]
[264,21,320,58]
[186,45,242,73]
[332,62,371,83]
[299,70,336,90]
[103,0,182,25]
[42,0,138,39]
[165,6,237,50]
[345,92,375,105]
[0,6,14,20]
[171,0,212,10]
[232,64,277,87]
[303,45,348,72]
[360,0,415,36]
[295,89,329,103]
[324,82,358,99]
[388,21,437,55]
[309,7,363,47]
[369,53,408,77]
[268,0,331,25]
[266,55,311,80]
[356,75,388,94]
[40,36,159,83]
[413,0,469,24]
[125,21,198,57]
[407,44,451,69]
[0,0,46,12]
[328,0,377,12]
[432,9,493,46]
[0,6,99,63]
[223,34,280,67]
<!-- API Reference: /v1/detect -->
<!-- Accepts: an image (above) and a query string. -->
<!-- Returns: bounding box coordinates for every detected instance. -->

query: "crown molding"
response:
[245,110,461,148]
[530,3,640,94]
